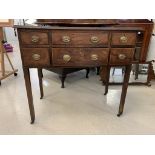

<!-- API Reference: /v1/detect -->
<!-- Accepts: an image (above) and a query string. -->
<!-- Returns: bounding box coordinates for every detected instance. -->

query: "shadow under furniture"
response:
[45,68,90,88]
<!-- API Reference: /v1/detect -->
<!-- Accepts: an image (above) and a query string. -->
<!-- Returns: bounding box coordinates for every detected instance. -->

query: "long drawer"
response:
[52,48,109,67]
[52,30,109,47]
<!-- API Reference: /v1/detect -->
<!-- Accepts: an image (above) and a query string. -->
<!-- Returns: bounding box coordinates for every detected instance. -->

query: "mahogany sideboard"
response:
[16,24,144,123]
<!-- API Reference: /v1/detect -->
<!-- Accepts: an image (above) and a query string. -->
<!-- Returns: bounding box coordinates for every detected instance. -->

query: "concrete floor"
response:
[0,28,155,134]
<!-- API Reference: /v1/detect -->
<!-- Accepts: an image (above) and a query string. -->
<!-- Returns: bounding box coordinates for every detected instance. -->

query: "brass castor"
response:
[117,112,123,117]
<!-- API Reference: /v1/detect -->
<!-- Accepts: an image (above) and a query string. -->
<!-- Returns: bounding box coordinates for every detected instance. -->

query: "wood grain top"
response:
[14,25,144,31]
[36,19,153,25]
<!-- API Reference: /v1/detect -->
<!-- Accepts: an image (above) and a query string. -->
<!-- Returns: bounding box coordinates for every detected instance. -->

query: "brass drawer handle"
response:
[31,35,39,43]
[62,36,71,43]
[118,54,126,60]
[32,54,41,61]
[90,36,99,43]
[91,54,98,61]
[120,35,128,43]
[63,54,71,62]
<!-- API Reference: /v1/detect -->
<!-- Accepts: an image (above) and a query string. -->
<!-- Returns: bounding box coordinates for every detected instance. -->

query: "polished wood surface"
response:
[109,48,135,65]
[52,30,109,46]
[21,48,50,67]
[111,32,136,46]
[35,19,153,62]
[52,48,109,67]
[20,31,49,45]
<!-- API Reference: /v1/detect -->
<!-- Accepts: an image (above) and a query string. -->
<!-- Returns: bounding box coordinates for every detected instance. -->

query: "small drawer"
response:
[20,31,49,45]
[52,30,109,47]
[21,48,50,67]
[110,48,135,65]
[111,32,136,46]
[52,48,109,67]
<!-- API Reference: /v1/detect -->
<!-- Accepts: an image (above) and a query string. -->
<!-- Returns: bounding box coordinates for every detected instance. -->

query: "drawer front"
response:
[21,48,50,67]
[111,32,136,46]
[52,31,109,46]
[110,48,135,65]
[20,31,49,45]
[52,48,109,67]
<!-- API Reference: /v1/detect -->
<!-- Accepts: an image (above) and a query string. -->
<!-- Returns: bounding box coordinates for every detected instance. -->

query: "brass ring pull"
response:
[63,54,71,62]
[90,36,99,43]
[31,35,39,43]
[32,54,41,61]
[91,54,98,61]
[62,36,71,43]
[118,54,126,60]
[120,35,128,43]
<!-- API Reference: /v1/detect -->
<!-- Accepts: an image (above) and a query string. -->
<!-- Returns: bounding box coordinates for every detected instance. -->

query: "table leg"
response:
[86,68,90,78]
[117,65,131,117]
[104,66,110,95]
[146,61,152,86]
[135,64,139,80]
[38,68,44,99]
[23,68,35,124]
[59,74,66,88]
[97,67,100,75]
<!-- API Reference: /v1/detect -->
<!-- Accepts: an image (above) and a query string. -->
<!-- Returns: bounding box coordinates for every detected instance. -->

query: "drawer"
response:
[111,32,136,46]
[52,31,109,47]
[21,48,50,67]
[20,31,49,45]
[109,48,135,65]
[52,48,109,67]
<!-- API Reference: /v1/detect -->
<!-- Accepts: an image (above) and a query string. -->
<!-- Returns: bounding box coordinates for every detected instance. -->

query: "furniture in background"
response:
[0,20,18,85]
[45,68,90,88]
[98,19,154,87]
[112,67,125,76]
[16,21,143,123]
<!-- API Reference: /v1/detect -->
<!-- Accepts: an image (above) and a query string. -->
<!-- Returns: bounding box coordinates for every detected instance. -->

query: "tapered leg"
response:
[38,68,44,99]
[23,68,35,124]
[117,65,132,117]
[86,68,90,78]
[112,68,115,76]
[104,66,110,95]
[99,66,107,84]
[135,64,139,80]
